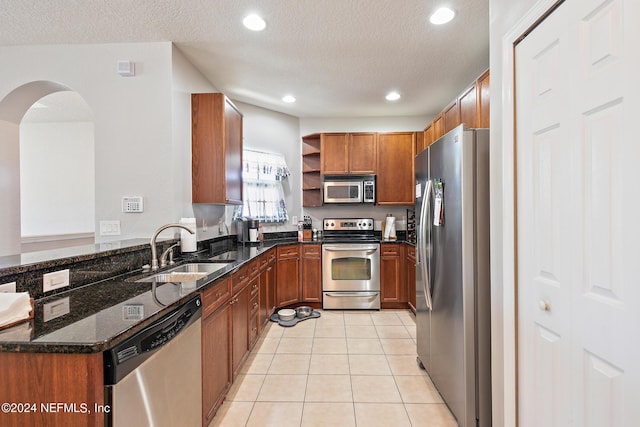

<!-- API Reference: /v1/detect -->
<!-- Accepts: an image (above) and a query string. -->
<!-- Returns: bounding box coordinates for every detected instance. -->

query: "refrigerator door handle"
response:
[418,179,434,310]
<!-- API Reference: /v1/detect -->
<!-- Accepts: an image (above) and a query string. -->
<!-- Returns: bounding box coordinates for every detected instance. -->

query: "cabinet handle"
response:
[253,302,258,309]
[267,267,272,271]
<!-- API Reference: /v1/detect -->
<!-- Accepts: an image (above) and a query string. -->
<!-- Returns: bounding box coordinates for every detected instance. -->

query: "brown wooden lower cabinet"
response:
[202,290,231,426]
[301,244,322,303]
[0,352,104,427]
[276,244,301,307]
[230,283,250,378]
[258,248,276,329]
[380,243,407,308]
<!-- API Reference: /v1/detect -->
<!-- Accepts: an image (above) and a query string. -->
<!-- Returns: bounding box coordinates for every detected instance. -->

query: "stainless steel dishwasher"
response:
[104,295,202,427]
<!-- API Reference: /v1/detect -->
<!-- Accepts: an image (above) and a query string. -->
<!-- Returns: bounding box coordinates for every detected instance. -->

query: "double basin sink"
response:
[134,258,236,284]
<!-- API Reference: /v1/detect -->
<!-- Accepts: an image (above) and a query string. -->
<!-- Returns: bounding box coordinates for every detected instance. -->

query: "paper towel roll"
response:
[179,218,197,252]
[384,216,395,239]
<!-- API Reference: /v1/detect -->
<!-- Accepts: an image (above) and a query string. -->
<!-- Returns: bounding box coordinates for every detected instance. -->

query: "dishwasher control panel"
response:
[104,295,202,385]
[140,310,193,352]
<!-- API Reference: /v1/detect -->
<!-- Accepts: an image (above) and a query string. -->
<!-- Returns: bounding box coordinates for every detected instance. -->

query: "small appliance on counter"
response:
[236,218,260,244]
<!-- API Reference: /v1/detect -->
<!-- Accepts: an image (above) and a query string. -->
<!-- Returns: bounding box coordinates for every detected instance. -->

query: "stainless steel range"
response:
[322,218,380,310]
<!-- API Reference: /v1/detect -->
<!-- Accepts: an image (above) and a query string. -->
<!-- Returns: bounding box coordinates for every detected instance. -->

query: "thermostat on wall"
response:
[122,196,144,213]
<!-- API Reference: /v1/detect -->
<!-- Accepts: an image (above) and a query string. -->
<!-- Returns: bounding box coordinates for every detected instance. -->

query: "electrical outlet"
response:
[43,269,70,293]
[0,282,16,293]
[202,219,207,232]
[43,297,70,322]
[291,216,298,225]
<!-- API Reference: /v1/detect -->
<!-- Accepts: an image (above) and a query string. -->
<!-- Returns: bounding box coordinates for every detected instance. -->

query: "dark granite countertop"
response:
[0,236,413,354]
[0,241,283,354]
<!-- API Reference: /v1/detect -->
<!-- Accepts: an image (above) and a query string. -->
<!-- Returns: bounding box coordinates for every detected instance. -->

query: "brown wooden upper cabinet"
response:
[321,132,376,175]
[477,69,490,128]
[191,93,243,204]
[419,69,490,153]
[432,114,444,141]
[376,132,415,205]
[443,100,460,134]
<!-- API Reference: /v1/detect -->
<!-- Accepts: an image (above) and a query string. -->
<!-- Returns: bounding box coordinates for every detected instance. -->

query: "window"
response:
[233,149,290,223]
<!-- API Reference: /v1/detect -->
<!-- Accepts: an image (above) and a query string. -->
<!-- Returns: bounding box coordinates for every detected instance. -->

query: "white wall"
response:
[0,42,231,255]
[489,0,539,426]
[20,121,95,236]
[234,101,302,232]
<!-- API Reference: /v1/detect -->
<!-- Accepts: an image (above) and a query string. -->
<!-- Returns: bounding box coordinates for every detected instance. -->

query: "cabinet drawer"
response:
[232,265,250,293]
[268,249,277,263]
[381,244,401,256]
[248,259,260,279]
[277,244,301,259]
[202,278,231,317]
[302,244,321,256]
[259,254,270,271]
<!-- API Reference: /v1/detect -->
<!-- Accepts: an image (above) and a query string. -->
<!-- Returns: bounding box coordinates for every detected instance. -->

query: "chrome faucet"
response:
[150,224,195,271]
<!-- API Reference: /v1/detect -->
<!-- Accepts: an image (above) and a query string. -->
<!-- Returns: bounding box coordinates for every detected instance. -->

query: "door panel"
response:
[515,0,640,425]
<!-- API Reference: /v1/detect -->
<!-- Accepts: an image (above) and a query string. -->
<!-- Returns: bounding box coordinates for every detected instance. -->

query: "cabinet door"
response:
[433,114,444,140]
[267,255,277,315]
[380,244,403,303]
[376,132,416,205]
[231,285,249,378]
[301,244,322,303]
[459,83,478,128]
[423,124,435,150]
[443,100,460,133]
[224,98,243,204]
[202,302,231,425]
[477,69,490,128]
[191,93,243,204]
[276,245,301,307]
[321,133,348,174]
[348,132,377,174]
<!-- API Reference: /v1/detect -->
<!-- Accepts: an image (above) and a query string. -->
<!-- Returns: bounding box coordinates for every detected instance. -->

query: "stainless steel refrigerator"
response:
[415,124,491,426]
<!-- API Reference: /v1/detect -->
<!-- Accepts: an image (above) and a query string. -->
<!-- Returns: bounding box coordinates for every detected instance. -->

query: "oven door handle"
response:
[322,247,379,254]
[324,292,379,297]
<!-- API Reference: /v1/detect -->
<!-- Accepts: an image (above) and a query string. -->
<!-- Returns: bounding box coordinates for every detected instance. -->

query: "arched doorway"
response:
[0,81,95,255]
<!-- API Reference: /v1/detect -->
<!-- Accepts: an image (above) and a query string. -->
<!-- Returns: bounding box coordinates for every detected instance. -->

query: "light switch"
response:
[100,220,121,236]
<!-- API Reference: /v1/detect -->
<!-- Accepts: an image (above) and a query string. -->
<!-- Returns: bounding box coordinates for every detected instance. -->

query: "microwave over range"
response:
[323,175,375,204]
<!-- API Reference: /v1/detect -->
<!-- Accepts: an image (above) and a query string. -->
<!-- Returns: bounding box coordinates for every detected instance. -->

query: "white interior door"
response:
[515,0,640,425]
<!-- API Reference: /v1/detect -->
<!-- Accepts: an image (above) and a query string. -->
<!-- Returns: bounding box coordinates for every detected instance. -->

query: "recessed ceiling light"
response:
[243,14,266,31]
[386,91,401,101]
[282,95,296,103]
[430,7,455,25]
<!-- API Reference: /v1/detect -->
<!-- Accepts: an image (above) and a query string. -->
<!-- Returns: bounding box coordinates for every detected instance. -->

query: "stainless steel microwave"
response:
[323,175,375,204]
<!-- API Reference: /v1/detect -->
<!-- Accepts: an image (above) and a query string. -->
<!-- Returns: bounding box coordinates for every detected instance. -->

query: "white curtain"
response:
[233,150,290,223]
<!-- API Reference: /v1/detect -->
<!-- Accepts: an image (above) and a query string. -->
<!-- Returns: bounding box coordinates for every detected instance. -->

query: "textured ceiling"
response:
[0,0,489,119]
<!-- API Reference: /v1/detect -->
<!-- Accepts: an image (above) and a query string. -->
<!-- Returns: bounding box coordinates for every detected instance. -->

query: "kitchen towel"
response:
[179,218,197,252]
[0,292,32,328]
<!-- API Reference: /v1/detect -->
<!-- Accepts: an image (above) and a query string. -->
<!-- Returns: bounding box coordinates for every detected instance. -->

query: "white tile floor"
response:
[209,309,457,427]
